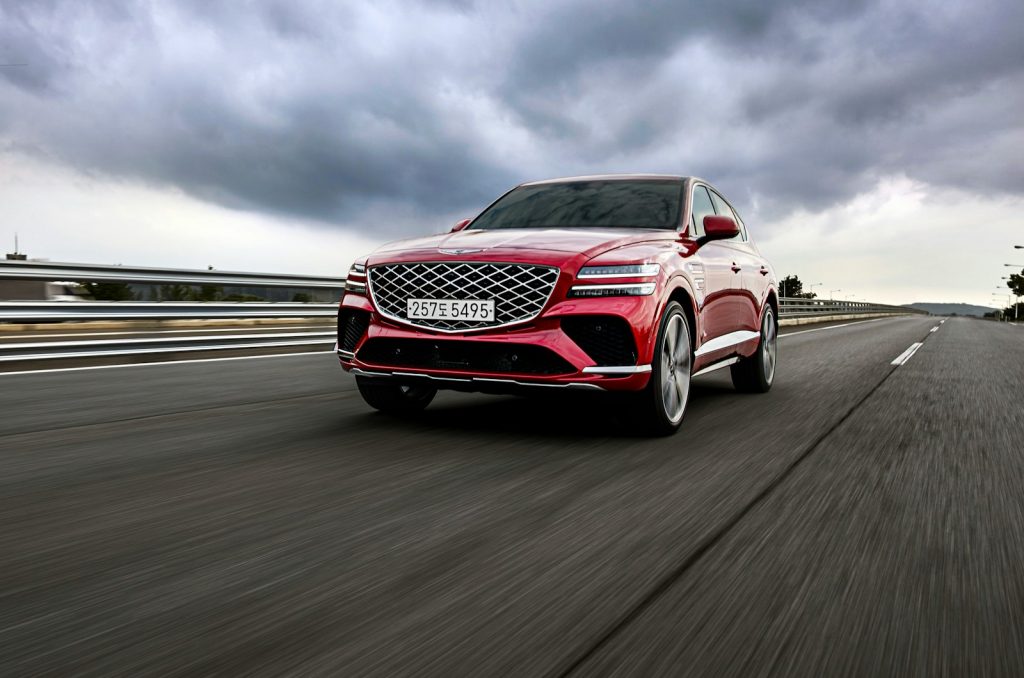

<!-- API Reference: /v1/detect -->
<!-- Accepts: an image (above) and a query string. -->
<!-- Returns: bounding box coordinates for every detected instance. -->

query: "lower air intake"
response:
[561,316,637,366]
[357,338,575,375]
[338,309,370,353]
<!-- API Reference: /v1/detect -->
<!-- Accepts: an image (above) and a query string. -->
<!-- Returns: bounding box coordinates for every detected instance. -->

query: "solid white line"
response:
[0,350,336,377]
[891,342,923,366]
[779,316,893,338]
[0,325,332,340]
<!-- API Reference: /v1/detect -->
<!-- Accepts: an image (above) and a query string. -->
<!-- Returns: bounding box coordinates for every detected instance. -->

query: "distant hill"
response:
[903,303,997,317]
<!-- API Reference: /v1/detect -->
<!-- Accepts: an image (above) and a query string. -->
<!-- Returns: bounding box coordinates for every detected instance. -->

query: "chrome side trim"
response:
[581,364,652,374]
[336,348,355,359]
[694,330,759,357]
[351,368,391,377]
[691,357,739,378]
[349,367,603,390]
[392,370,472,383]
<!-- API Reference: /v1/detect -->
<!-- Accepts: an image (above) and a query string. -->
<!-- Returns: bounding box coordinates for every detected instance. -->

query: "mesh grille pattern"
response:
[561,316,637,366]
[338,308,370,352]
[368,262,559,332]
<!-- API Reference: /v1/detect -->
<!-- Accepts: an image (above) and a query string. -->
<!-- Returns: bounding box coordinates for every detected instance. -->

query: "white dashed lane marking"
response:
[891,342,924,366]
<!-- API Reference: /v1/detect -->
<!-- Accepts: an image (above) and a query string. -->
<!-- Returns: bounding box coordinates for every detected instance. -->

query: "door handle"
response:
[759,267,769,276]
[731,264,742,273]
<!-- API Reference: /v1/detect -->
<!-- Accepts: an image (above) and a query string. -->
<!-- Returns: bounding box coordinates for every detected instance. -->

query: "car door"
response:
[690,184,745,348]
[730,209,772,330]
[708,189,761,333]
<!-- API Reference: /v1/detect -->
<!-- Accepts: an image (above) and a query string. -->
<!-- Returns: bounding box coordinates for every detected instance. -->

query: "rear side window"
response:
[690,186,715,236]
[709,189,747,241]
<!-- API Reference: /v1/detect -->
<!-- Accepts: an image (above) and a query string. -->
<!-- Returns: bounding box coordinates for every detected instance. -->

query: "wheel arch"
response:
[765,289,779,325]
[666,281,698,354]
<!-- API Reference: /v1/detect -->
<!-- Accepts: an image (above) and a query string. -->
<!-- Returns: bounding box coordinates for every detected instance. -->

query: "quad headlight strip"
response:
[571,263,659,297]
[345,263,367,294]
[576,263,660,278]
[568,283,657,298]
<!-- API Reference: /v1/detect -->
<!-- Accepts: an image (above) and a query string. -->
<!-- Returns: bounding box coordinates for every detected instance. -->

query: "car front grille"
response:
[367,262,560,332]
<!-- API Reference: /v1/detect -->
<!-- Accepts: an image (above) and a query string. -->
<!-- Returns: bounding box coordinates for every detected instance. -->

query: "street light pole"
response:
[992,293,1010,322]
[995,290,1014,322]
[830,289,841,300]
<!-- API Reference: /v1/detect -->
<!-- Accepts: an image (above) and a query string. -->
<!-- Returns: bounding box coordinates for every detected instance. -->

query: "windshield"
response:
[470,180,684,230]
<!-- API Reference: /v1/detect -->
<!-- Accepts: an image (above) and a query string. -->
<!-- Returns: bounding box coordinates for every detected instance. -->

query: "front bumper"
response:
[337,291,659,393]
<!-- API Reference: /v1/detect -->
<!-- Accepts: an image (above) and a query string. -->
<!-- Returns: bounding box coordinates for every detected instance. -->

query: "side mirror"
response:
[451,218,472,232]
[702,215,739,241]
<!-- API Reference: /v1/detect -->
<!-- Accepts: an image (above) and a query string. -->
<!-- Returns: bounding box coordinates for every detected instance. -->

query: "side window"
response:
[730,208,749,240]
[709,189,746,241]
[690,186,715,237]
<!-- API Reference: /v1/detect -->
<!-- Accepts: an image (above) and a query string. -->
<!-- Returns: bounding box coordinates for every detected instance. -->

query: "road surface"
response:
[1,316,1021,676]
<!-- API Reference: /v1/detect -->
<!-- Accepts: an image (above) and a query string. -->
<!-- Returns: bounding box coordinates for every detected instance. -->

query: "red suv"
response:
[337,175,778,434]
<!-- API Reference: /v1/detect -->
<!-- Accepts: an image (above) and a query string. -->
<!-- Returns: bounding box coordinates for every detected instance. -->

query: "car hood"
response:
[370,228,676,259]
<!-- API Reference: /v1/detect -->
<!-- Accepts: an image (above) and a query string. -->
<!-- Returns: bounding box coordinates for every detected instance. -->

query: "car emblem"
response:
[439,248,483,255]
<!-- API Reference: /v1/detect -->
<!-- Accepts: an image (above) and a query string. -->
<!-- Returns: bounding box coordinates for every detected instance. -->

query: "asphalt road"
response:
[1,316,1021,676]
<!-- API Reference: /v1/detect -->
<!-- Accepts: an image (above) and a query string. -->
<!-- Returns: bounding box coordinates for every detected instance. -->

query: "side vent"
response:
[561,316,637,366]
[338,308,370,353]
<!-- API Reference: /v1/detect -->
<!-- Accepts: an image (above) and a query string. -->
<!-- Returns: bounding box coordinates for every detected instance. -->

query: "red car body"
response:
[337,175,778,432]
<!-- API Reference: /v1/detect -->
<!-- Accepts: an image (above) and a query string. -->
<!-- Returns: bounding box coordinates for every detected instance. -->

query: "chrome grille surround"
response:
[367,261,560,332]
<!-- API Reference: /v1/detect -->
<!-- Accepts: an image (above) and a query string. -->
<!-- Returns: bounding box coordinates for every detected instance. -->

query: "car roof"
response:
[519,173,690,186]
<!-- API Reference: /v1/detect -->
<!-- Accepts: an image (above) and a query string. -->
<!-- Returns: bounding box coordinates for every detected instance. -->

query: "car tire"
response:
[730,306,777,393]
[356,377,437,414]
[631,301,692,436]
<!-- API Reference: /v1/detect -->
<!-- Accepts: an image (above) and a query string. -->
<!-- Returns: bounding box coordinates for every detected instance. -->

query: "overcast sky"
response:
[2,0,1022,306]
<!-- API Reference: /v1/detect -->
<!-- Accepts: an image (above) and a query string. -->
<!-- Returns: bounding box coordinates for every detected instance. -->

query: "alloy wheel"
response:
[661,314,692,423]
[762,310,777,384]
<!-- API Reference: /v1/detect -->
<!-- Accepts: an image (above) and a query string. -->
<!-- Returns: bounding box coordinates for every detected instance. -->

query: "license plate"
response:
[408,299,495,322]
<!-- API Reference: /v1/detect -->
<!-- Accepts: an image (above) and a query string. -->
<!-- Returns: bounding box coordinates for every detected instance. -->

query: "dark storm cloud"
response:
[1,0,1022,234]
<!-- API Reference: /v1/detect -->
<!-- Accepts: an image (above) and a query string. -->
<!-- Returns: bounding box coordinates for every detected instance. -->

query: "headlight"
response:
[345,262,367,294]
[569,282,656,298]
[577,263,659,278]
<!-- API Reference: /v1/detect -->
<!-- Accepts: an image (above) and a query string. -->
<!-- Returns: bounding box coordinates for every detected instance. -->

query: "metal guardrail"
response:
[0,302,337,322]
[0,260,925,323]
[779,297,924,318]
[0,298,921,323]
[0,259,347,288]
[0,261,926,368]
[0,285,925,367]
[0,330,335,364]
